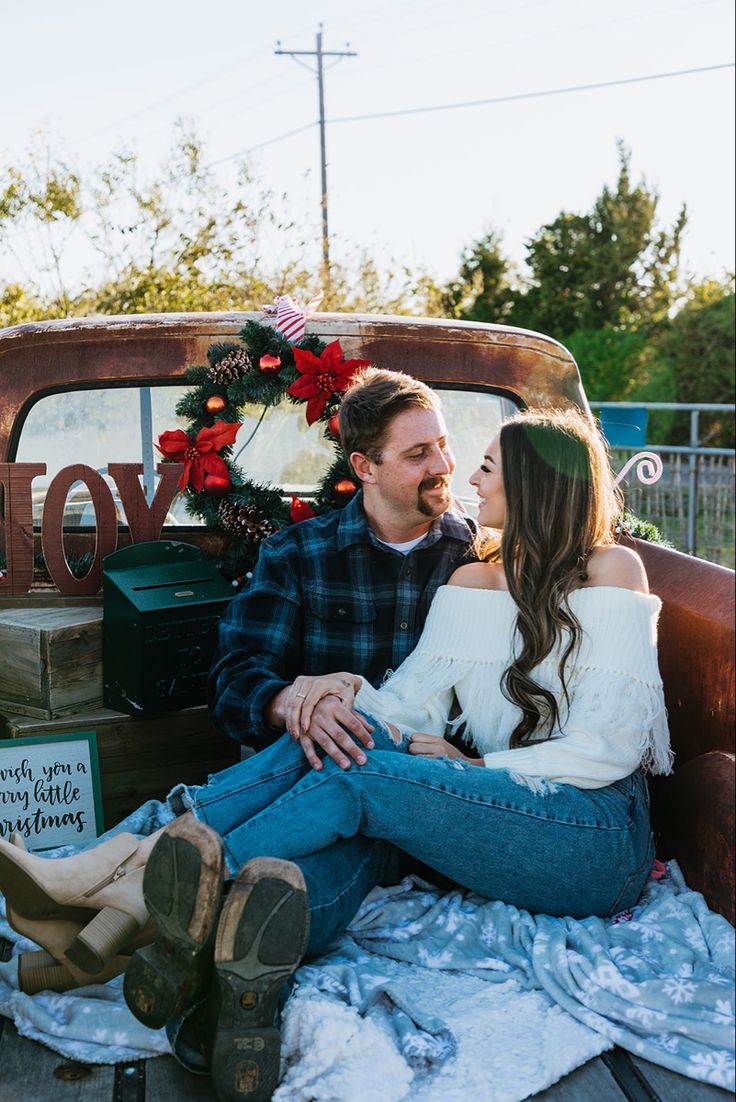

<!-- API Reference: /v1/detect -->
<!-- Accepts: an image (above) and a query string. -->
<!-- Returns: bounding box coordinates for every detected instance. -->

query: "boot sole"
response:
[123,817,224,1030]
[209,858,309,1102]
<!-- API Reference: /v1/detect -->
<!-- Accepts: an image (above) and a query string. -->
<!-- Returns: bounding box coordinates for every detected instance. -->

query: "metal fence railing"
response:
[589,402,735,567]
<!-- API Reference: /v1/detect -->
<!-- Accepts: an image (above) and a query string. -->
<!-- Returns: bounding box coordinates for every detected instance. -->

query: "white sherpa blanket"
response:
[276,967,609,1101]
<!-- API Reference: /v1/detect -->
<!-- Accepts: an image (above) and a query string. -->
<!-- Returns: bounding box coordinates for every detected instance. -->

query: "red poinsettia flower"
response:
[156,422,242,493]
[287,340,370,425]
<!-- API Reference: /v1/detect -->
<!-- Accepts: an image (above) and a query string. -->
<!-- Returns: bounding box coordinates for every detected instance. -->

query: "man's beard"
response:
[417,477,451,517]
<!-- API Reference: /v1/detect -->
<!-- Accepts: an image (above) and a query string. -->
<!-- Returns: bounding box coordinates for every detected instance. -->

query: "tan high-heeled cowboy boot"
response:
[16,947,133,995]
[15,914,155,996]
[8,903,154,995]
[0,825,170,973]
[4,834,100,991]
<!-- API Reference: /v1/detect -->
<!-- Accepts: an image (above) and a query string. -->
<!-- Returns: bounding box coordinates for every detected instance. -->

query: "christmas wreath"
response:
[156,292,371,582]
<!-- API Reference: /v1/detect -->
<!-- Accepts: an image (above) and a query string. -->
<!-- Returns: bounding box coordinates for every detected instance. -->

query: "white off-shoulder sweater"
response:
[355,585,672,789]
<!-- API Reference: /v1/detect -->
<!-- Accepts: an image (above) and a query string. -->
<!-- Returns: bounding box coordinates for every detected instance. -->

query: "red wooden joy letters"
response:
[0,462,184,596]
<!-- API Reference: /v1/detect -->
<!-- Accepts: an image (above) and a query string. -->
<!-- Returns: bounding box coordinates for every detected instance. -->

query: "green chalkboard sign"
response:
[0,730,104,850]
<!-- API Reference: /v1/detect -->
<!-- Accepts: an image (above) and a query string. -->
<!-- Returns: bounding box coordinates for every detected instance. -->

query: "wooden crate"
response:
[0,606,103,719]
[0,704,241,830]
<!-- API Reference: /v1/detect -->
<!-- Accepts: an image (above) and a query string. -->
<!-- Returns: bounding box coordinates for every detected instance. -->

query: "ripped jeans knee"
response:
[508,771,559,796]
[357,712,413,753]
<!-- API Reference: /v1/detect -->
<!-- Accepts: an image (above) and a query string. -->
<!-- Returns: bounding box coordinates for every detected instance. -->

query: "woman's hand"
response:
[408,732,483,765]
[286,672,359,736]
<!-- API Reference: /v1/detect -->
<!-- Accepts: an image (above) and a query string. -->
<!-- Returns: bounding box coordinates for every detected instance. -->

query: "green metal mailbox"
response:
[103,541,233,715]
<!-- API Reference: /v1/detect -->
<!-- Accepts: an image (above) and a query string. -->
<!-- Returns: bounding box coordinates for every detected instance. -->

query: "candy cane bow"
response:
[260,289,324,344]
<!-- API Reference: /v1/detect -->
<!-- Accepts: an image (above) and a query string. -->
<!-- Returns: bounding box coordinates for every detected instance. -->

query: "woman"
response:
[0,407,671,1101]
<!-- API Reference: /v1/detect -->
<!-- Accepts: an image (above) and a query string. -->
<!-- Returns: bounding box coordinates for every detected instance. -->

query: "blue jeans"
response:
[187,716,654,937]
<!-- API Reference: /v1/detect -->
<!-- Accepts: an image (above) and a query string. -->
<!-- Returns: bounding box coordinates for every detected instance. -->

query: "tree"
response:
[442,146,687,336]
[0,127,302,321]
[0,282,50,326]
[510,144,687,338]
[654,278,735,445]
[0,128,445,327]
[439,231,515,322]
[563,328,652,400]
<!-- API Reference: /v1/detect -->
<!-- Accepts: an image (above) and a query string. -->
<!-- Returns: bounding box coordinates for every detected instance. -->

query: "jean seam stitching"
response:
[308,858,380,914]
[306,841,385,912]
[607,836,655,914]
[196,762,307,811]
[249,765,633,832]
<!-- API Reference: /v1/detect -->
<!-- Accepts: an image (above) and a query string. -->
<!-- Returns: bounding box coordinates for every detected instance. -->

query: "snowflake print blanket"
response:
[0,800,734,1100]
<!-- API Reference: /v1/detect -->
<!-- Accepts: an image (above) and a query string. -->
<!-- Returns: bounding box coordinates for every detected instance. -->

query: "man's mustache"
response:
[419,476,451,492]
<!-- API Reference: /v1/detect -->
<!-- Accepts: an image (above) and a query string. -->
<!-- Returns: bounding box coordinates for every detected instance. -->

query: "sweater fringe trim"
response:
[380,654,672,777]
[405,650,664,692]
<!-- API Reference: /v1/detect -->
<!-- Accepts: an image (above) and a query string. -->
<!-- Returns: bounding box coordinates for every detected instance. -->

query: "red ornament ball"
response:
[259,354,282,374]
[334,478,358,496]
[290,496,316,523]
[327,412,341,438]
[203,473,232,496]
[205,394,226,415]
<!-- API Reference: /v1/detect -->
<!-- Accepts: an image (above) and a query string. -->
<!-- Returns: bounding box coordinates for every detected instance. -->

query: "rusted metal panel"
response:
[653,751,735,926]
[631,537,735,923]
[0,312,587,463]
[632,539,735,762]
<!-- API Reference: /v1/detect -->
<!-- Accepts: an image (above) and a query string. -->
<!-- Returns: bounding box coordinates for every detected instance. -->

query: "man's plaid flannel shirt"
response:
[208,492,477,748]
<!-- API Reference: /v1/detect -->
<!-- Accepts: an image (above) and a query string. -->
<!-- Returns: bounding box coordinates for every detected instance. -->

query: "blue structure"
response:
[599,406,648,448]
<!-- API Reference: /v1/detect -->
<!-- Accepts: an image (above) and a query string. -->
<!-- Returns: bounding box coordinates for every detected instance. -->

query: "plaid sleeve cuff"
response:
[209,670,291,749]
[246,675,291,746]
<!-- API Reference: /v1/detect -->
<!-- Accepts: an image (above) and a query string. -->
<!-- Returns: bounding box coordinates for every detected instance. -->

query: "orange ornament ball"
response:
[205,394,227,415]
[334,478,358,496]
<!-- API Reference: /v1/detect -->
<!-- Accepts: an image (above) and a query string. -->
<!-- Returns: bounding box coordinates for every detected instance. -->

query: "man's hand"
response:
[408,732,483,765]
[271,673,373,772]
[296,694,375,771]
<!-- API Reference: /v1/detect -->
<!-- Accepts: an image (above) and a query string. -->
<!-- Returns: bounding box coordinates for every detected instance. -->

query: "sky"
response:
[1,0,734,296]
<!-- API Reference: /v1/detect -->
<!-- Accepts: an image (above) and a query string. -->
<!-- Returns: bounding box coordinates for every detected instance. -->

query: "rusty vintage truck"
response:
[0,312,733,1102]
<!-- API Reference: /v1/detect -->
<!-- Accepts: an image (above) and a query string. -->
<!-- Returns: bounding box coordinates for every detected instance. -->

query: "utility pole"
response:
[275,25,356,289]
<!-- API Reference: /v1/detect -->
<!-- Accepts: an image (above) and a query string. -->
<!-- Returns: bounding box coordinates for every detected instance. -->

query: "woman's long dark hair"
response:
[479,408,622,747]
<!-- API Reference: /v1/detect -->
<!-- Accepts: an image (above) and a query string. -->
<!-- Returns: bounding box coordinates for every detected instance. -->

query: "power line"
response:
[4,58,731,253]
[327,0,485,35]
[132,73,314,151]
[115,3,727,161]
[205,121,317,167]
[329,0,728,79]
[328,62,735,125]
[78,49,273,143]
[76,22,317,145]
[356,0,571,44]
[202,59,733,169]
[0,115,319,251]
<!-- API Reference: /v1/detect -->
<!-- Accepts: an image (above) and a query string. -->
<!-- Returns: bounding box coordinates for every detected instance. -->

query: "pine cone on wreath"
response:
[207,348,252,385]
[218,500,276,545]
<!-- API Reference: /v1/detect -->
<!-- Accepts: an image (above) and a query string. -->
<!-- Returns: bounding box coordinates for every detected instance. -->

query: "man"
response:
[124,369,478,1097]
[209,366,478,769]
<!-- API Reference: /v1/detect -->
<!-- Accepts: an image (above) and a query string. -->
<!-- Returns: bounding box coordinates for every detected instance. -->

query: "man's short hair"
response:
[339,368,438,462]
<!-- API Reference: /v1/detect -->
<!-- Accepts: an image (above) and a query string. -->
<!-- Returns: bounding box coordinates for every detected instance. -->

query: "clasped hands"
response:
[281,672,367,772]
[277,673,478,772]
